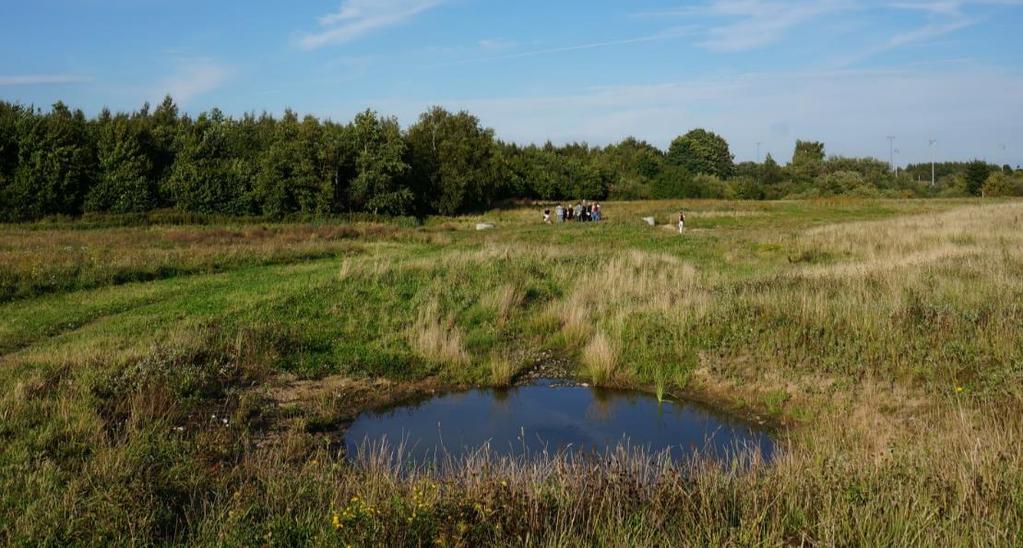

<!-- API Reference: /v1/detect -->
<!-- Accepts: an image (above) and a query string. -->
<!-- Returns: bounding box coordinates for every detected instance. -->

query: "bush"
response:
[982,172,1022,197]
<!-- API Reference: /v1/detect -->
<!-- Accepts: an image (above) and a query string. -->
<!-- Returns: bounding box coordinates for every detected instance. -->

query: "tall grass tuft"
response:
[482,283,524,326]
[654,369,667,403]
[488,354,516,387]
[582,331,618,386]
[409,300,469,367]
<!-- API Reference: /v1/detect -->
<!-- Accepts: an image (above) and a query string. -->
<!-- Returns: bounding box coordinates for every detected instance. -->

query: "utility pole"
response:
[929,139,937,187]
[887,136,896,173]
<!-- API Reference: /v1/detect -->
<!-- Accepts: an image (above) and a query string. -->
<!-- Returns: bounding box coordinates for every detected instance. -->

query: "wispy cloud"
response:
[153,60,232,104]
[477,38,517,51]
[834,0,992,66]
[638,0,854,52]
[0,74,90,86]
[437,27,696,67]
[639,0,1017,53]
[889,0,1023,16]
[701,0,854,52]
[300,0,445,50]
[889,1,967,15]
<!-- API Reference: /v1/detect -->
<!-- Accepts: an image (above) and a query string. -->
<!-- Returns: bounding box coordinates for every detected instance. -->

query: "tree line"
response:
[1,97,1020,222]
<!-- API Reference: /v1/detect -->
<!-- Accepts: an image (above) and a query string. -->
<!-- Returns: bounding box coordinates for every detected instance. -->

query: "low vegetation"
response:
[1,198,1021,544]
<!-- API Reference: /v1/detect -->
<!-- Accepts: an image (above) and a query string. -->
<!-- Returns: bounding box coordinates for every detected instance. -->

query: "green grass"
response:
[2,198,1022,545]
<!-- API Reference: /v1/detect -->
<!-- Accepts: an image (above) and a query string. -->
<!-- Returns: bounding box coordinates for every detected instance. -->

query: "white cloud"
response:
[300,0,445,50]
[0,74,90,86]
[153,61,232,104]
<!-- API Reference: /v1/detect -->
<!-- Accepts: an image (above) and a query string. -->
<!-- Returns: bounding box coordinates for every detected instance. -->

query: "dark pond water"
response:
[344,380,775,465]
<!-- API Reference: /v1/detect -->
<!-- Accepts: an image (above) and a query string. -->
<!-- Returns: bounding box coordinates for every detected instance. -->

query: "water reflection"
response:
[344,379,774,466]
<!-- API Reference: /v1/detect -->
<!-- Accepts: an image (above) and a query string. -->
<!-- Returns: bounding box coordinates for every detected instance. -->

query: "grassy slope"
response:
[1,198,1022,545]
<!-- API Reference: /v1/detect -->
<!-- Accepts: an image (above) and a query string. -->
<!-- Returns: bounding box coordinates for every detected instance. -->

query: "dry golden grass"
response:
[408,300,469,367]
[487,354,516,387]
[582,331,619,386]
[481,283,524,326]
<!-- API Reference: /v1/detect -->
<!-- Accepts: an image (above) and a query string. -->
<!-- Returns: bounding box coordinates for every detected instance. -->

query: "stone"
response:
[475,222,496,231]
[642,216,656,226]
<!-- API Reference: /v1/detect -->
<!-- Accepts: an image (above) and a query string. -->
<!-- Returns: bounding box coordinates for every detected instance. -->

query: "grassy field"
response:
[1,198,1022,545]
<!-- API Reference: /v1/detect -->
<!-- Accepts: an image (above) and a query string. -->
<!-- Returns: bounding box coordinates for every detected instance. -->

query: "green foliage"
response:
[728,176,764,200]
[165,109,251,215]
[815,170,869,196]
[350,111,412,215]
[406,107,500,214]
[651,165,695,199]
[666,129,734,178]
[600,137,664,200]
[790,140,825,181]
[8,102,95,220]
[964,160,991,196]
[85,112,156,213]
[982,171,1023,197]
[254,110,323,217]
[0,97,1009,222]
[762,153,783,185]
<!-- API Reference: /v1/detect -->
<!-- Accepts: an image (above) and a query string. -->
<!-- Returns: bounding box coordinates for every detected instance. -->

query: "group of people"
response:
[543,201,603,224]
[540,203,688,235]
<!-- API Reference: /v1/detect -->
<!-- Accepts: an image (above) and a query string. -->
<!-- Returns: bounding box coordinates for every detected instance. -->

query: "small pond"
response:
[344,380,775,465]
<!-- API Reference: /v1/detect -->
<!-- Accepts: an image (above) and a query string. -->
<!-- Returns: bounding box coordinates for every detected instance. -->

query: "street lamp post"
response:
[887,136,896,173]
[929,139,937,187]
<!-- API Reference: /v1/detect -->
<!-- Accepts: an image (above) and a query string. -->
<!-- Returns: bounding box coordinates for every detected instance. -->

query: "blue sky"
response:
[2,0,1021,165]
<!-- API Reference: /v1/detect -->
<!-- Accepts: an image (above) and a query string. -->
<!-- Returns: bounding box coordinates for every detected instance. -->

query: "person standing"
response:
[543,208,552,224]
[574,202,583,222]
[555,204,564,223]
[678,210,686,234]
[593,202,601,221]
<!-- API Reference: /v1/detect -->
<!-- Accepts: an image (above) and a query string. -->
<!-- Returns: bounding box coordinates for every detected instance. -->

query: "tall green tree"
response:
[350,110,412,215]
[666,129,733,178]
[166,109,248,214]
[599,137,664,200]
[406,107,499,215]
[964,160,990,196]
[254,110,322,217]
[317,121,359,213]
[0,102,25,220]
[789,140,825,182]
[9,102,95,219]
[762,153,783,185]
[85,112,156,213]
[148,96,181,203]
